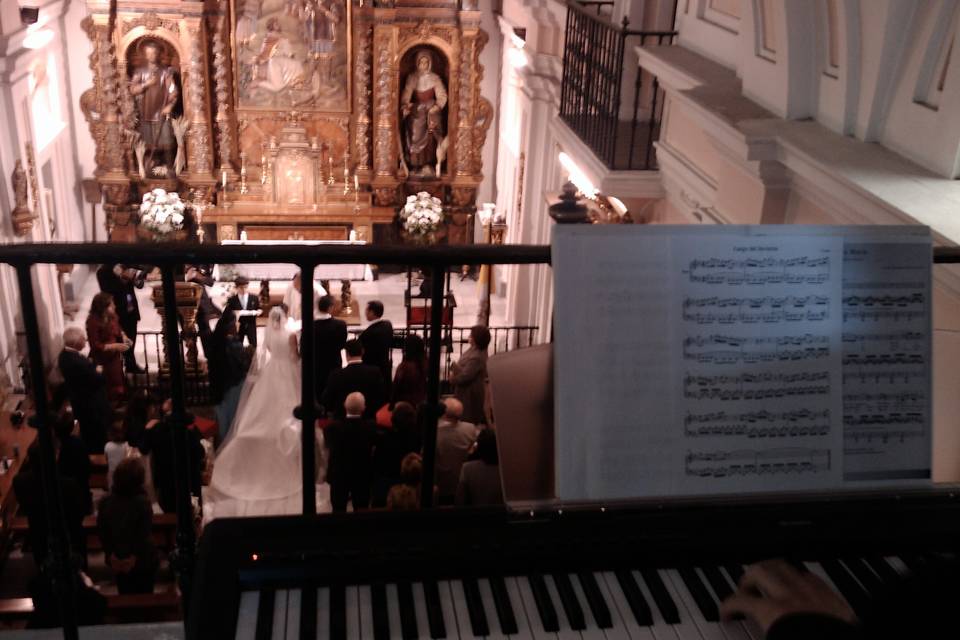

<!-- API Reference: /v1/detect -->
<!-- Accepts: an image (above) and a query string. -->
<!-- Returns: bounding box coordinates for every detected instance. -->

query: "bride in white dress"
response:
[206,306,327,520]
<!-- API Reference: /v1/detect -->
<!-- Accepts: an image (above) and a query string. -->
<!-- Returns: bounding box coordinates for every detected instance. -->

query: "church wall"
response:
[475,0,503,218]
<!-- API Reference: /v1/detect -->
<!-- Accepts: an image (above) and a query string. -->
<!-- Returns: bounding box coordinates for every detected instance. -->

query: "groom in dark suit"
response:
[360,300,394,392]
[225,275,260,347]
[57,327,111,454]
[322,340,385,419]
[314,295,348,405]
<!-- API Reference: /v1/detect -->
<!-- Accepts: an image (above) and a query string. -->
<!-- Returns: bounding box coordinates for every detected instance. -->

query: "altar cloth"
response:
[219,239,373,281]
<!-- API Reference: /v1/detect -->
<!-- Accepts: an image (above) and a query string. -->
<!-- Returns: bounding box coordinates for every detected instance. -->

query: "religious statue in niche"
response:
[235,0,349,111]
[401,49,448,178]
[128,39,181,179]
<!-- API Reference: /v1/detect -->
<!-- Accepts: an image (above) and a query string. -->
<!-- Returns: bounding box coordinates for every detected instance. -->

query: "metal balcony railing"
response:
[560,0,677,170]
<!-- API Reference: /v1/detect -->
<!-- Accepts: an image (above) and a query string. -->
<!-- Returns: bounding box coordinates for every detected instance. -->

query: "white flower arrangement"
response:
[400,191,443,236]
[138,188,186,236]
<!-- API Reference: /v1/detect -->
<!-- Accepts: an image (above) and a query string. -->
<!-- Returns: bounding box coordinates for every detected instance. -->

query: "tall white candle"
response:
[221,170,227,189]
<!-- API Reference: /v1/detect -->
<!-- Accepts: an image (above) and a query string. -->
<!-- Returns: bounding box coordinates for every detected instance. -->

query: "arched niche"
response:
[397,44,451,179]
[119,28,183,76]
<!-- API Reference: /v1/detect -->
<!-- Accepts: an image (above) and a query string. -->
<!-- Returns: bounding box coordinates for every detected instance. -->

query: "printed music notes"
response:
[552,226,932,503]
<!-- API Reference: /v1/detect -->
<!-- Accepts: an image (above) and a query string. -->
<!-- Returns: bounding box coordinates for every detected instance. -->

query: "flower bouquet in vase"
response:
[400,191,446,245]
[136,188,189,242]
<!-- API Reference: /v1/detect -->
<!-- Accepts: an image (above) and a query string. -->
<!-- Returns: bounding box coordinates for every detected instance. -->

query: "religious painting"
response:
[233,0,351,112]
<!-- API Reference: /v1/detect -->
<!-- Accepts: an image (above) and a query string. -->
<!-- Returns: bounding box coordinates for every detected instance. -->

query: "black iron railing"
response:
[560,0,677,170]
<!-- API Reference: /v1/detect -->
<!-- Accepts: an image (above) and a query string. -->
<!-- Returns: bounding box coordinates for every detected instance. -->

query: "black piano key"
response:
[865,556,902,586]
[678,567,720,622]
[552,572,586,630]
[577,571,613,629]
[423,580,447,639]
[489,576,519,634]
[843,558,885,595]
[371,583,391,640]
[820,559,871,615]
[639,569,679,624]
[461,578,490,636]
[255,589,275,640]
[330,584,347,640]
[724,563,745,587]
[615,569,654,626]
[397,582,419,640]
[899,553,927,576]
[300,585,317,640]
[701,566,734,602]
[528,573,560,632]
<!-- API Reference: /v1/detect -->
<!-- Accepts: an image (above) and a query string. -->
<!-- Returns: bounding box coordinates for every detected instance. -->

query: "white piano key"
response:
[387,583,405,640]
[663,570,726,640]
[567,573,623,640]
[477,579,509,640]
[346,586,361,640]
[504,577,537,640]
[318,587,331,640]
[885,556,911,577]
[236,591,259,640]
[598,571,659,640]
[272,589,288,640]
[804,562,849,607]
[411,582,435,640]
[513,576,559,640]
[653,570,706,640]
[692,569,751,640]
[450,579,485,639]
[285,588,301,640]
[542,573,585,640]
[439,581,465,640]
[359,586,375,640]
[632,570,694,640]
[717,567,763,640]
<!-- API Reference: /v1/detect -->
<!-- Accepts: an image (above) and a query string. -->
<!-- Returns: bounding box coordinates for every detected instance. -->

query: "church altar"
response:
[219,239,372,281]
[80,0,490,247]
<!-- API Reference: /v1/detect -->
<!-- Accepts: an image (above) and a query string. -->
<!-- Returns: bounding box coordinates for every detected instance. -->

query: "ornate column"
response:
[372,13,399,206]
[354,8,374,177]
[151,282,204,370]
[211,6,236,180]
[183,21,216,186]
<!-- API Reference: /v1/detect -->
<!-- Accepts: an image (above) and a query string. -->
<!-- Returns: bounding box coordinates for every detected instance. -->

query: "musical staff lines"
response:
[684,409,831,439]
[687,256,831,286]
[683,334,830,364]
[683,295,830,324]
[842,294,925,322]
[685,448,832,478]
[683,371,830,401]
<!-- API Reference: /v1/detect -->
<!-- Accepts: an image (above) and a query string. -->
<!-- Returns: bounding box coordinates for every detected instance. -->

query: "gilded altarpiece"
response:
[82,0,492,245]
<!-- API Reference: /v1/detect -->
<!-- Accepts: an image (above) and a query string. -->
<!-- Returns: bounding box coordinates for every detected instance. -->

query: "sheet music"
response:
[552,226,931,502]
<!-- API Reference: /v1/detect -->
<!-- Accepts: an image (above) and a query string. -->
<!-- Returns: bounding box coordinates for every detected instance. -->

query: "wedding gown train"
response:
[205,310,329,520]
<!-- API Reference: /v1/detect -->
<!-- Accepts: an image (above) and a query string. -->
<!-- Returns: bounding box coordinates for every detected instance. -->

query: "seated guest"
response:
[392,335,427,408]
[123,391,161,452]
[314,295,348,403]
[324,392,377,512]
[104,421,131,492]
[57,326,111,454]
[386,484,419,511]
[53,413,93,515]
[385,452,437,509]
[456,428,504,506]
[139,399,205,514]
[322,340,385,419]
[96,458,158,594]
[435,398,478,505]
[371,402,421,507]
[86,291,131,401]
[449,325,491,425]
[14,438,86,569]
[360,300,394,390]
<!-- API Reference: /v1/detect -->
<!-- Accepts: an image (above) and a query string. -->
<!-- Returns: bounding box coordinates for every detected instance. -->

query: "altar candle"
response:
[354,174,359,192]
[329,157,333,178]
[349,229,357,242]
[222,170,227,189]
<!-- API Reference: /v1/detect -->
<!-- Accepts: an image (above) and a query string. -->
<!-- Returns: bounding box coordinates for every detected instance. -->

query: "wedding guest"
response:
[209,310,249,444]
[435,398,478,505]
[371,402,421,507]
[97,458,158,594]
[449,325,491,425]
[104,422,131,492]
[456,428,504,506]
[139,399,205,514]
[325,392,377,512]
[385,452,436,509]
[360,300,394,390]
[57,326,111,454]
[386,484,419,511]
[123,391,161,452]
[53,413,93,516]
[86,291,131,401]
[392,334,427,408]
[225,275,260,347]
[97,264,144,374]
[314,295,348,403]
[322,340,385,419]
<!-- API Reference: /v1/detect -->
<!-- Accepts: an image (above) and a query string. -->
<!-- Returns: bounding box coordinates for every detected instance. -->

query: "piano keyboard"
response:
[235,556,916,639]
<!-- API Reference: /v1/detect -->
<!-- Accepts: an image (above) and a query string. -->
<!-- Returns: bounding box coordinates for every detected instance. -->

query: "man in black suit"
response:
[225,275,260,347]
[324,392,377,512]
[314,295,347,405]
[360,300,393,391]
[138,400,206,514]
[322,339,385,419]
[96,264,144,373]
[57,327,111,454]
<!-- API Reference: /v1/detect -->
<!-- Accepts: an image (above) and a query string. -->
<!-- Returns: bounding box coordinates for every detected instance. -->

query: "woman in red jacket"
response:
[86,291,130,401]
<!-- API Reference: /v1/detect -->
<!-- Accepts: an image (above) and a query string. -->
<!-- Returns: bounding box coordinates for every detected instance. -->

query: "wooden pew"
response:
[0,588,181,625]
[10,512,179,552]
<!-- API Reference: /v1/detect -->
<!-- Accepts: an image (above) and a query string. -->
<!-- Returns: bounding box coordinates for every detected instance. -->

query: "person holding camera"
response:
[96,264,145,374]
